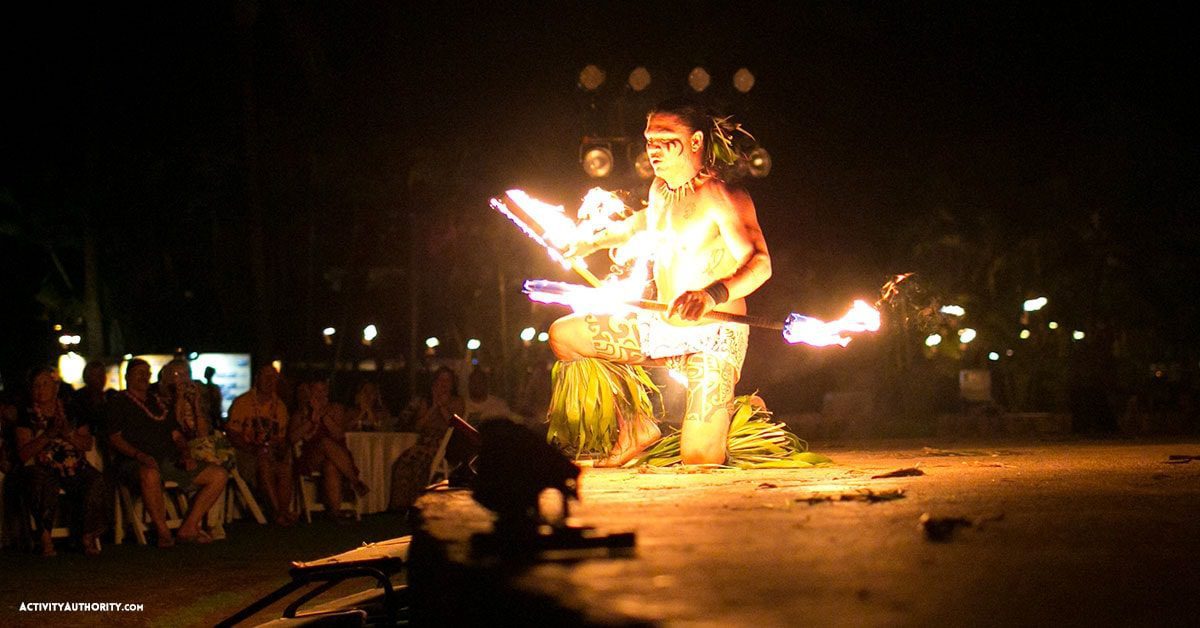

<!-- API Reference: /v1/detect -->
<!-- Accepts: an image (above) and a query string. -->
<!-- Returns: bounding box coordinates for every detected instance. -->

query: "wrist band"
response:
[704,281,730,305]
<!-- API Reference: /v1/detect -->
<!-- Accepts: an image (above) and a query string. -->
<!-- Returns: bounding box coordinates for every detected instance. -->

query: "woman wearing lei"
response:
[14,367,107,556]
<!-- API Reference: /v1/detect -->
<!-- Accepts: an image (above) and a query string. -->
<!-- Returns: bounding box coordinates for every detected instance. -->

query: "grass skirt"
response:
[547,359,829,467]
[547,358,661,457]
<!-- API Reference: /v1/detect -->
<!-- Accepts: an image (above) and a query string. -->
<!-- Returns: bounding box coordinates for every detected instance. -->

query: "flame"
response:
[524,279,645,316]
[491,190,583,270]
[783,300,881,347]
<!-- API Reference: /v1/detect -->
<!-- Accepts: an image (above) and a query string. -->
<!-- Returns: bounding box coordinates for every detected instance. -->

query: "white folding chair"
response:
[114,481,189,545]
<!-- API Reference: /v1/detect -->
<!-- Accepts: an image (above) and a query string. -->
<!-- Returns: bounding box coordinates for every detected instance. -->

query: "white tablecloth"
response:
[344,432,418,514]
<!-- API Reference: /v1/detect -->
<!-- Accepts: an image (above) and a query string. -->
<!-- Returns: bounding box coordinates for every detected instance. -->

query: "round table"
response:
[343,432,418,514]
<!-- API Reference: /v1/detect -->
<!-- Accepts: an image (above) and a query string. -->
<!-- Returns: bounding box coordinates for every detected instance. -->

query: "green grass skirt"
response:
[547,358,830,468]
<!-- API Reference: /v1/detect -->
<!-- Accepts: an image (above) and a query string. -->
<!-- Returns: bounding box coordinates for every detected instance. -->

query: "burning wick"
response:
[782,300,881,347]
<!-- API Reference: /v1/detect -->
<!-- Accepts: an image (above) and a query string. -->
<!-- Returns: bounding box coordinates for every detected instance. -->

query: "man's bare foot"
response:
[594,419,661,468]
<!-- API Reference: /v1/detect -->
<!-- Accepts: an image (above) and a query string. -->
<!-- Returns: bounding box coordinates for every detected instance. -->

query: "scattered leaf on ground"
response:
[872,467,926,479]
[919,513,973,541]
[799,488,906,505]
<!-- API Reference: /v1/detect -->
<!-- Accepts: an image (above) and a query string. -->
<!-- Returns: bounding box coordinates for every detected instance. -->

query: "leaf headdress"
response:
[706,115,754,167]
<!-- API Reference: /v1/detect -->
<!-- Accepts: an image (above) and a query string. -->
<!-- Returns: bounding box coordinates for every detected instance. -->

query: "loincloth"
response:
[631,310,749,375]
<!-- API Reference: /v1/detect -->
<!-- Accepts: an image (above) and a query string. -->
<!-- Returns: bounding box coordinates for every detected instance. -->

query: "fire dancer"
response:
[549,98,771,466]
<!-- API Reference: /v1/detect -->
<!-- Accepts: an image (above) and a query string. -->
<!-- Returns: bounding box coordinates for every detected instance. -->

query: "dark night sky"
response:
[2,2,1196,396]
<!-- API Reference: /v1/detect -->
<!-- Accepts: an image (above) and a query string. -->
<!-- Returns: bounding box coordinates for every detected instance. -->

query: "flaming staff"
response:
[490,190,602,288]
[496,188,882,348]
[523,280,880,348]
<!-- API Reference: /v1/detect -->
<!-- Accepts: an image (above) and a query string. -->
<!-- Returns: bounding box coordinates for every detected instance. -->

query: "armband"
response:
[704,281,730,305]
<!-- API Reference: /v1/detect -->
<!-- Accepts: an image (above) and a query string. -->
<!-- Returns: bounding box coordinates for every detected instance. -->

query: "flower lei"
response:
[124,390,168,421]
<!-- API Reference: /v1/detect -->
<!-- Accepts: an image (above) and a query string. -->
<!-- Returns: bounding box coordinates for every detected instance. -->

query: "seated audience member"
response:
[388,367,478,510]
[463,368,521,427]
[15,367,107,556]
[159,359,235,470]
[227,364,295,525]
[400,366,466,432]
[107,359,228,546]
[348,381,392,431]
[292,378,370,519]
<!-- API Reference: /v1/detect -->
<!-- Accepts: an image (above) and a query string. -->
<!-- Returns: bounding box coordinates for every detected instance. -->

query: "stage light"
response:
[747,147,772,178]
[188,352,199,360]
[579,65,606,91]
[58,334,81,347]
[53,324,63,331]
[1022,297,1048,312]
[632,148,654,179]
[1048,321,1059,329]
[988,352,1000,361]
[272,359,282,372]
[1072,331,1085,340]
[732,67,756,93]
[362,324,378,345]
[959,328,977,343]
[628,66,651,91]
[580,143,614,178]
[467,338,482,351]
[925,334,942,347]
[323,327,336,336]
[520,327,536,342]
[687,67,711,92]
[940,305,966,317]
[123,354,133,360]
[537,332,549,342]
[1019,329,1031,339]
[425,337,440,349]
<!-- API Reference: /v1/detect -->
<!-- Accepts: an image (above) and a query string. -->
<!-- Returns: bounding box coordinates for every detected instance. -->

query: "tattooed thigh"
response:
[682,353,737,423]
[585,313,646,363]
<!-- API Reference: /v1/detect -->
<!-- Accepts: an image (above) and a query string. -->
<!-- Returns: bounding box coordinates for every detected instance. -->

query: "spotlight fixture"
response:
[628,66,651,91]
[687,66,711,92]
[578,65,606,91]
[746,147,772,178]
[732,67,756,93]
[630,144,654,179]
[537,332,549,342]
[467,338,482,351]
[362,324,378,345]
[425,337,440,349]
[580,141,614,178]
[520,327,536,342]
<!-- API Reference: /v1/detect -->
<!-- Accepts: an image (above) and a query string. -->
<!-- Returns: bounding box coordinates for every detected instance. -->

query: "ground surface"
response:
[417,437,1200,627]
[0,511,412,627]
[3,438,1199,627]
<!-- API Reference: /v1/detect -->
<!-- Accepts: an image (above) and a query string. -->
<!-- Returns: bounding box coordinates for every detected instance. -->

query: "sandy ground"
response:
[416,437,1200,627]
